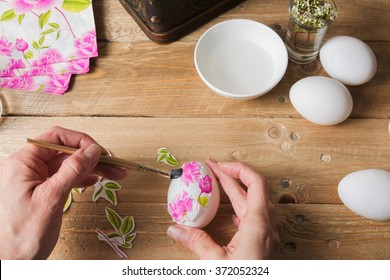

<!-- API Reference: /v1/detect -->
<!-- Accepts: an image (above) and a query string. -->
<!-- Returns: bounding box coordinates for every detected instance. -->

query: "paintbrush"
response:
[26,138,183,179]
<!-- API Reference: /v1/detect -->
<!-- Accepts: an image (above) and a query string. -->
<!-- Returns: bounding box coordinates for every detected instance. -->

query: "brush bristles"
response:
[170,168,183,179]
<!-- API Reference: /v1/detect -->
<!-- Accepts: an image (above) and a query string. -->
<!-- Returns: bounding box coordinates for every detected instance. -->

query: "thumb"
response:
[167,225,226,259]
[48,144,101,196]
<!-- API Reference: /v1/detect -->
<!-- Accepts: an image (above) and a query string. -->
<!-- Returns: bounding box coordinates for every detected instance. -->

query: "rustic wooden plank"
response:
[0,41,389,118]
[48,202,390,260]
[278,204,390,260]
[94,0,390,42]
[1,117,389,206]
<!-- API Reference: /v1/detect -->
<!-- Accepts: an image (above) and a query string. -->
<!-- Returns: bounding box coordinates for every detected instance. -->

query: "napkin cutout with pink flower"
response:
[0,0,97,94]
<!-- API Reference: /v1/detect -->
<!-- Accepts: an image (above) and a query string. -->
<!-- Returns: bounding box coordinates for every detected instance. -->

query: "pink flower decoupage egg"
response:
[167,161,220,228]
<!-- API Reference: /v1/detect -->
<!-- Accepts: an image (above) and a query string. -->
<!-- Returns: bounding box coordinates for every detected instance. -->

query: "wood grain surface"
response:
[0,0,389,260]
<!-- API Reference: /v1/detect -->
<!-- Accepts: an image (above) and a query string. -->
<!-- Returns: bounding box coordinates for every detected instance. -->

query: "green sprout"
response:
[290,0,337,29]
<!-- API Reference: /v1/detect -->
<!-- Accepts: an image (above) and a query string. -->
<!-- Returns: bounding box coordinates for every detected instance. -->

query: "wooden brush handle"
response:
[26,138,140,170]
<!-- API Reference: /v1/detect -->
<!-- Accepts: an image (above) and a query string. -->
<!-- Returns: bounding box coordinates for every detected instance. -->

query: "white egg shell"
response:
[338,169,390,221]
[167,161,220,228]
[320,36,377,86]
[289,76,353,125]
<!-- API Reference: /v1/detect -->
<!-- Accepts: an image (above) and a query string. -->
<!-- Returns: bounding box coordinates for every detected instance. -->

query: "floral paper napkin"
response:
[0,0,98,94]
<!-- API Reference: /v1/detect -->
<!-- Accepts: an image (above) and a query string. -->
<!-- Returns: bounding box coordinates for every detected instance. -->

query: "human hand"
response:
[167,160,280,259]
[0,126,127,259]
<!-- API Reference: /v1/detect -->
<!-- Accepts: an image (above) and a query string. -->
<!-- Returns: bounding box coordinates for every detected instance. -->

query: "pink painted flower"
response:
[68,58,90,73]
[0,68,15,78]
[181,162,202,187]
[28,65,53,76]
[8,59,25,70]
[0,76,35,91]
[15,38,28,52]
[47,74,71,88]
[32,49,62,66]
[199,175,213,194]
[168,191,194,223]
[8,0,61,14]
[0,36,14,56]
[75,30,98,57]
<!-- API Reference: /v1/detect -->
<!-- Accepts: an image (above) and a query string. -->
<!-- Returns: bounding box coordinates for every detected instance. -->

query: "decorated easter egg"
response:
[167,161,220,228]
[320,36,377,86]
[289,76,353,125]
[338,169,390,221]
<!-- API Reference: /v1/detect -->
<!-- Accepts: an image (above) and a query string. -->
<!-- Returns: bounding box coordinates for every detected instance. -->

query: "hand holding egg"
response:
[167,161,220,228]
[166,161,280,260]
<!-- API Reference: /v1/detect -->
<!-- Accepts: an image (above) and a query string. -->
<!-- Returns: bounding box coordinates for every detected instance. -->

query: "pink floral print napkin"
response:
[0,0,98,94]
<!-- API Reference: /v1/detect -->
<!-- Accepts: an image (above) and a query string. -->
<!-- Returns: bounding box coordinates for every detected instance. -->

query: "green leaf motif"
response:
[62,0,92,13]
[56,30,61,40]
[198,195,209,207]
[49,22,60,29]
[105,207,122,231]
[41,29,55,35]
[120,216,134,236]
[0,9,16,21]
[39,35,45,46]
[33,40,39,50]
[39,10,51,29]
[92,185,103,201]
[105,189,117,206]
[36,84,44,93]
[24,50,34,59]
[18,14,25,24]
[104,182,121,190]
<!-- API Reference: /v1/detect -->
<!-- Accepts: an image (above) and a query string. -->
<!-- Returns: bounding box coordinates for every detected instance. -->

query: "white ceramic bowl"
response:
[194,19,288,100]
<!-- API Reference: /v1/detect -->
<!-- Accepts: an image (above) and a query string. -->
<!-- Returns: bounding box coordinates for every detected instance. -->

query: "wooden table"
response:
[0,0,389,260]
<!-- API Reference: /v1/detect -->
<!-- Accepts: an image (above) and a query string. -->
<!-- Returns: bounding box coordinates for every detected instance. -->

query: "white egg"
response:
[320,36,377,86]
[289,76,353,125]
[167,161,220,228]
[338,169,390,221]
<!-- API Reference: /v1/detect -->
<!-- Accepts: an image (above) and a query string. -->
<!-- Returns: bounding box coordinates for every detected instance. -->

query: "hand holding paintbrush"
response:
[26,138,183,179]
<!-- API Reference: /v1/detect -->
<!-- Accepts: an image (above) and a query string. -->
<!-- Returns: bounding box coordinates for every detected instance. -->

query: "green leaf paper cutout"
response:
[105,207,121,231]
[39,10,51,29]
[105,189,117,206]
[121,216,134,236]
[125,233,136,243]
[157,147,179,166]
[63,192,72,212]
[62,0,92,13]
[198,195,209,207]
[92,185,103,201]
[104,182,121,190]
[0,9,16,21]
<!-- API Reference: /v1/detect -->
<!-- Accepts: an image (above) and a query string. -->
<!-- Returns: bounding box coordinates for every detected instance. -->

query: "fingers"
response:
[206,160,247,218]
[167,225,226,260]
[27,126,99,162]
[29,126,128,180]
[216,162,269,214]
[46,153,128,181]
[45,144,101,198]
